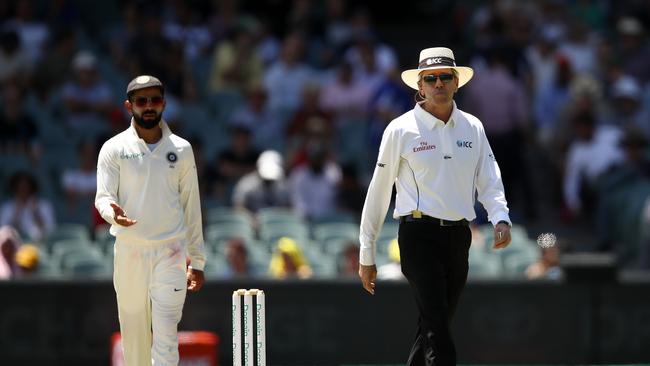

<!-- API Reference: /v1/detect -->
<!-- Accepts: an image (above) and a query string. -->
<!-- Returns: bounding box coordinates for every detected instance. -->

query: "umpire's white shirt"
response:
[359,102,510,266]
[95,120,206,270]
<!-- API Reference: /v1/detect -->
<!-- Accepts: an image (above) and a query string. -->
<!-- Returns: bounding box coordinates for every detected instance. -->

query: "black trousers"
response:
[398,221,472,366]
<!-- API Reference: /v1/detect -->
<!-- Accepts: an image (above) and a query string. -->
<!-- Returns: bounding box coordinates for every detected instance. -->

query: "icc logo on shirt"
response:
[456,140,472,148]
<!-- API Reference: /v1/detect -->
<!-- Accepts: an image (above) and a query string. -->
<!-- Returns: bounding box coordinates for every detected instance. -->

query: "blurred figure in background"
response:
[336,163,365,218]
[61,140,98,219]
[596,127,650,254]
[228,82,284,151]
[608,75,648,138]
[344,27,397,82]
[162,1,212,62]
[615,16,650,85]
[14,242,39,278]
[287,115,332,169]
[377,238,404,280]
[563,110,623,221]
[0,172,55,242]
[289,142,341,221]
[526,26,562,108]
[0,29,32,86]
[464,46,533,219]
[0,225,21,280]
[614,128,650,180]
[285,82,333,151]
[268,237,312,279]
[532,55,572,146]
[0,82,40,160]
[337,241,360,277]
[5,0,49,64]
[208,24,262,95]
[319,61,372,126]
[61,50,113,134]
[367,68,412,154]
[31,27,77,101]
[526,245,562,280]
[223,237,252,278]
[206,126,259,203]
[232,150,291,214]
[263,32,312,117]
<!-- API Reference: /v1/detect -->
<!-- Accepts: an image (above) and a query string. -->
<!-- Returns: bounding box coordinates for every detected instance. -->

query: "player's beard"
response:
[133,109,162,129]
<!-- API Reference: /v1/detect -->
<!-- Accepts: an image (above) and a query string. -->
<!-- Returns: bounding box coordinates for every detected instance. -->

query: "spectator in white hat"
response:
[232,150,291,214]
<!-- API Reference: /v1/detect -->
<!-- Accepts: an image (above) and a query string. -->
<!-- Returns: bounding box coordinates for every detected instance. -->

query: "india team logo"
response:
[166,152,178,163]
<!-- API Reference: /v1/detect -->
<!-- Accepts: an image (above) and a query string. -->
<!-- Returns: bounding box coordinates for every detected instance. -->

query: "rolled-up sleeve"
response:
[179,146,206,271]
[95,142,119,226]
[359,125,401,265]
[475,127,511,226]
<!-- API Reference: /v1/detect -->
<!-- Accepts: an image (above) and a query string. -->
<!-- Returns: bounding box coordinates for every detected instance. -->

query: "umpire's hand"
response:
[359,264,377,295]
[493,222,512,249]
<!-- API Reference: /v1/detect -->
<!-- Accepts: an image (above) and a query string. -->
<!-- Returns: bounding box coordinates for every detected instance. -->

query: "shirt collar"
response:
[414,101,459,129]
[127,118,171,142]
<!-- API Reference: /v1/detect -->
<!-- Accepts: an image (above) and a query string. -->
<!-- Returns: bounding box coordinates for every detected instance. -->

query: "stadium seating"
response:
[312,222,359,253]
[204,207,254,226]
[257,207,304,226]
[44,224,91,251]
[65,256,111,277]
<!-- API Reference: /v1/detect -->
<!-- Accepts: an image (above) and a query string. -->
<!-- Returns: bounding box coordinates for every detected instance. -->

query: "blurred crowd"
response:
[1,0,650,281]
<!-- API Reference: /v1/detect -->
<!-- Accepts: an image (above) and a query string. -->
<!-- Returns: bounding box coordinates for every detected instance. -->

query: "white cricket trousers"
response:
[113,239,187,366]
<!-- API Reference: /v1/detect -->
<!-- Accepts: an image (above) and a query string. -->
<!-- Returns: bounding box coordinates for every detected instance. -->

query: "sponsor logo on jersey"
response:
[120,152,145,159]
[413,141,436,153]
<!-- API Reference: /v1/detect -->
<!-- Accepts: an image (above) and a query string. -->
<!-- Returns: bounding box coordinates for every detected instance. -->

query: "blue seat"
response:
[205,207,253,227]
[313,223,360,254]
[205,223,255,254]
[64,256,111,278]
[257,208,304,226]
[44,224,91,251]
[259,223,310,248]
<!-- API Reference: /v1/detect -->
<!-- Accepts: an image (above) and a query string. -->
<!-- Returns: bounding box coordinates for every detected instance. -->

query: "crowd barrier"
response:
[0,278,649,365]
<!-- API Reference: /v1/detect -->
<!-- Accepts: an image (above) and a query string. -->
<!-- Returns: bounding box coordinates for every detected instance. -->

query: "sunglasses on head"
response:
[422,73,455,84]
[132,96,164,107]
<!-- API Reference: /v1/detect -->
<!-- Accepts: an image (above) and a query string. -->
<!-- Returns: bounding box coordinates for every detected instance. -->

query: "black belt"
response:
[399,214,469,226]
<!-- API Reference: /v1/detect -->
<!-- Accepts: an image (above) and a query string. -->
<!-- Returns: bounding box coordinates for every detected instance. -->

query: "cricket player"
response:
[95,75,206,365]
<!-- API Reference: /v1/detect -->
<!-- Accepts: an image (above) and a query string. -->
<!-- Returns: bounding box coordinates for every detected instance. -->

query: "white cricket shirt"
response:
[359,102,511,265]
[95,120,206,270]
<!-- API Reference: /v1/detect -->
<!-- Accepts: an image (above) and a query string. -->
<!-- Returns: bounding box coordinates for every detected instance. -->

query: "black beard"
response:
[133,111,162,129]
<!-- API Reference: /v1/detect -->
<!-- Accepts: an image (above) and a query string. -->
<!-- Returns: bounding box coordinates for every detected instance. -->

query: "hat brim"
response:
[401,66,474,90]
[258,165,283,180]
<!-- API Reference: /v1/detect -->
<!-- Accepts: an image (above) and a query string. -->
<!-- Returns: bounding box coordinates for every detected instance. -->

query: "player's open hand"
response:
[359,264,377,295]
[187,268,204,292]
[111,203,137,226]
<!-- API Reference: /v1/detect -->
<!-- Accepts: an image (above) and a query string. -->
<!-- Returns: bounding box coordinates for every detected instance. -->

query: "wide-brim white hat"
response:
[257,150,284,180]
[401,47,474,90]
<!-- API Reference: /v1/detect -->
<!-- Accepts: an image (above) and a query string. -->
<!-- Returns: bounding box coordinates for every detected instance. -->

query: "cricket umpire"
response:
[95,75,206,365]
[358,47,512,366]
